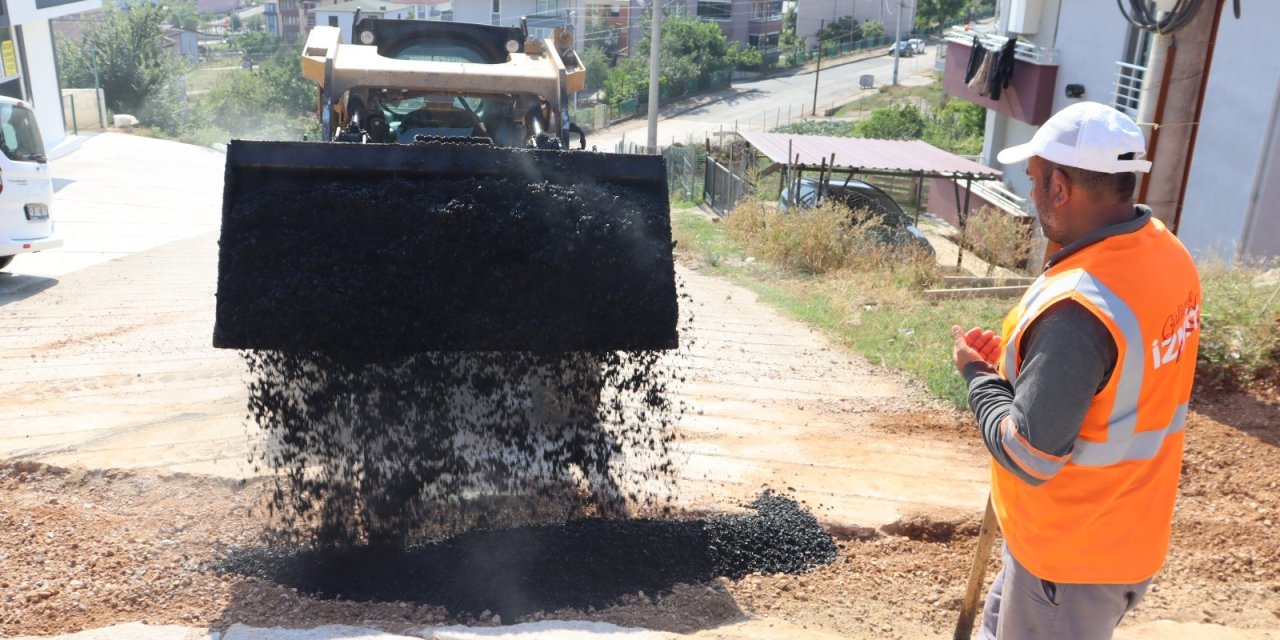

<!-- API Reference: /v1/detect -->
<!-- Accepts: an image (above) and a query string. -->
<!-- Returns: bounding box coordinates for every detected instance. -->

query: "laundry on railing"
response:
[964,34,1018,99]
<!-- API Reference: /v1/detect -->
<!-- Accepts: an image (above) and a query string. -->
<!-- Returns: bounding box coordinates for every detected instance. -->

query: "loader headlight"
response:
[359,29,375,45]
[505,39,520,53]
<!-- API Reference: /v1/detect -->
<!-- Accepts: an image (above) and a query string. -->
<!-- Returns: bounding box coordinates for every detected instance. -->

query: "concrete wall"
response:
[795,0,908,42]
[1243,89,1280,260]
[60,88,106,132]
[1179,2,1280,261]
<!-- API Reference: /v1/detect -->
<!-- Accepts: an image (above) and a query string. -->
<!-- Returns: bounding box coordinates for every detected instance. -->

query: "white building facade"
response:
[2,0,98,155]
[312,0,413,43]
[940,0,1280,261]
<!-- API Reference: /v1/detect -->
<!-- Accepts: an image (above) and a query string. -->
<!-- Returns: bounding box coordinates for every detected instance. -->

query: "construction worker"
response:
[950,101,1200,639]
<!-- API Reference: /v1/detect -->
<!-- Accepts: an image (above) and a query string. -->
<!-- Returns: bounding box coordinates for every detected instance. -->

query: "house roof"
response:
[313,0,413,13]
[738,132,1002,180]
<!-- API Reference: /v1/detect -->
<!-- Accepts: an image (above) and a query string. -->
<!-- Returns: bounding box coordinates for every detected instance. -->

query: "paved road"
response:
[592,47,941,151]
[3,134,224,282]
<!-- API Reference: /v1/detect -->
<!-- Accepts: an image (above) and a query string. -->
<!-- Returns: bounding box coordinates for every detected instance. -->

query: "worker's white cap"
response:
[996,101,1153,174]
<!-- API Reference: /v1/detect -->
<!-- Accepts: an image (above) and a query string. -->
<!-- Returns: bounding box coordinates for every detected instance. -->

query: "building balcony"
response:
[941,28,1060,126]
[747,18,780,34]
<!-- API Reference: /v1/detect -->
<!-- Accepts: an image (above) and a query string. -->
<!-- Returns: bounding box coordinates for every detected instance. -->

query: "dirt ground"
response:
[2,388,1278,638]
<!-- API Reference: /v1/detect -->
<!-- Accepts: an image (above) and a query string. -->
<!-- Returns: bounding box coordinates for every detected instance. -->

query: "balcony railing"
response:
[1113,61,1147,118]
[944,27,1060,66]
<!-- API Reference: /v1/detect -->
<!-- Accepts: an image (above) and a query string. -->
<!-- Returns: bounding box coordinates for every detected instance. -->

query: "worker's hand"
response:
[951,325,1002,374]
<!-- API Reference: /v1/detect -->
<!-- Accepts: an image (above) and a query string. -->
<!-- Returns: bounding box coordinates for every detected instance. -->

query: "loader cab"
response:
[346,19,544,146]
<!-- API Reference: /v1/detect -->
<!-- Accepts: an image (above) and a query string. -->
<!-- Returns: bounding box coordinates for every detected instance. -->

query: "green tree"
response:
[167,0,204,31]
[915,0,968,33]
[200,35,314,138]
[579,45,611,96]
[817,16,856,43]
[923,100,985,154]
[230,12,243,32]
[853,103,926,139]
[860,19,886,40]
[604,13,753,104]
[55,4,188,117]
[246,14,265,32]
[584,6,621,56]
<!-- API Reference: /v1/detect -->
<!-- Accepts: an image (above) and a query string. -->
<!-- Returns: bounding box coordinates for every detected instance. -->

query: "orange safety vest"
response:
[994,217,1200,584]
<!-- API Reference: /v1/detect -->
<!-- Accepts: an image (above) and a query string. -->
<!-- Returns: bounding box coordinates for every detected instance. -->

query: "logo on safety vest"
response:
[1152,292,1200,370]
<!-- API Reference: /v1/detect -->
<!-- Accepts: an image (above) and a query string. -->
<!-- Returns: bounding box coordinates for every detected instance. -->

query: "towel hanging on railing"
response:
[988,37,1018,100]
[964,34,987,84]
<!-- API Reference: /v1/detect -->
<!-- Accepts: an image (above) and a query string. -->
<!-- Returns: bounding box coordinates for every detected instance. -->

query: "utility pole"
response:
[1135,1,1221,232]
[811,19,823,116]
[646,0,661,153]
[892,0,902,85]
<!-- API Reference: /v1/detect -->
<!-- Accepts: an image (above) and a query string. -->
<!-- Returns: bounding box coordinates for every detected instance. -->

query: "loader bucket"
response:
[214,139,677,355]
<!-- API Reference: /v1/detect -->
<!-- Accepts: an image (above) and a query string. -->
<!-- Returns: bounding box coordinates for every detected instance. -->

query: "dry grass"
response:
[722,199,936,284]
[961,206,1035,275]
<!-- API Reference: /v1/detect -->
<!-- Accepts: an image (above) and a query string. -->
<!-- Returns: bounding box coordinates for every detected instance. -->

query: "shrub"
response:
[852,103,926,140]
[723,198,935,279]
[1197,261,1280,390]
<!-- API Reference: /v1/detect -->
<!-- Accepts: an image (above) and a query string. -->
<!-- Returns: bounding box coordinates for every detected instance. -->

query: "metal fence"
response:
[664,145,703,202]
[704,157,751,216]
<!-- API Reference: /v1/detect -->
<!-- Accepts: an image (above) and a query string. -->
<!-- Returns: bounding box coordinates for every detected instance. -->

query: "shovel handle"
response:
[954,495,999,640]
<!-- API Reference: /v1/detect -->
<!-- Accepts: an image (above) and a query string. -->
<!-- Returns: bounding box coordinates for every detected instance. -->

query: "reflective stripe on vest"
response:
[1002,268,1168,467]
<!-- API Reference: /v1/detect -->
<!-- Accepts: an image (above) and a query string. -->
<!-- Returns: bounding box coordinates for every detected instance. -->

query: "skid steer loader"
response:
[214,19,677,353]
[214,20,680,537]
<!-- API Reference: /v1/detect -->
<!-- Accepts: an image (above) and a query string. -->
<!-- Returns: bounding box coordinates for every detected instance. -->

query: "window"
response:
[535,0,556,14]
[0,103,45,162]
[328,15,338,26]
[696,0,730,20]
[750,0,780,20]
[748,32,778,50]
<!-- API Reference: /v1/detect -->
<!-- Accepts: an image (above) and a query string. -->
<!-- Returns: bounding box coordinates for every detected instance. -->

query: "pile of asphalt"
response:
[215,142,678,354]
[218,491,835,620]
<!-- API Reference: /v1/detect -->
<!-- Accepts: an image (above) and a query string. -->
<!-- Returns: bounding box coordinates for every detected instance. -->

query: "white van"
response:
[0,96,61,271]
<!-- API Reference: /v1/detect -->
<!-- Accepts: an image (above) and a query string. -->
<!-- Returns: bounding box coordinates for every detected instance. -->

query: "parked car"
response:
[908,37,927,54]
[888,40,915,57]
[0,96,60,271]
[779,177,934,256]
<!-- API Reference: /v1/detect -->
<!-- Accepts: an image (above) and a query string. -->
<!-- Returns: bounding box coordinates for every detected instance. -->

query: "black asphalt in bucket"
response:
[214,140,678,354]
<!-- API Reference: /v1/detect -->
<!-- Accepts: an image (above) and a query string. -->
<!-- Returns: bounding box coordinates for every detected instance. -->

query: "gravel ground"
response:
[3,395,1278,638]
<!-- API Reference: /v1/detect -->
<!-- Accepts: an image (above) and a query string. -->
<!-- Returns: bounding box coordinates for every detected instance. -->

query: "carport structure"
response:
[732,132,1003,267]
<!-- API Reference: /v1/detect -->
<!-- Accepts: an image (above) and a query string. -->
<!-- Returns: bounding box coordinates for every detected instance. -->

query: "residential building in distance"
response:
[937,0,1280,261]
[311,0,412,43]
[449,0,585,52]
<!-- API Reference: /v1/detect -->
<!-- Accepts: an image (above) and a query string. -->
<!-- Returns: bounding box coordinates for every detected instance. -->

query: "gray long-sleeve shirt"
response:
[962,208,1151,486]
